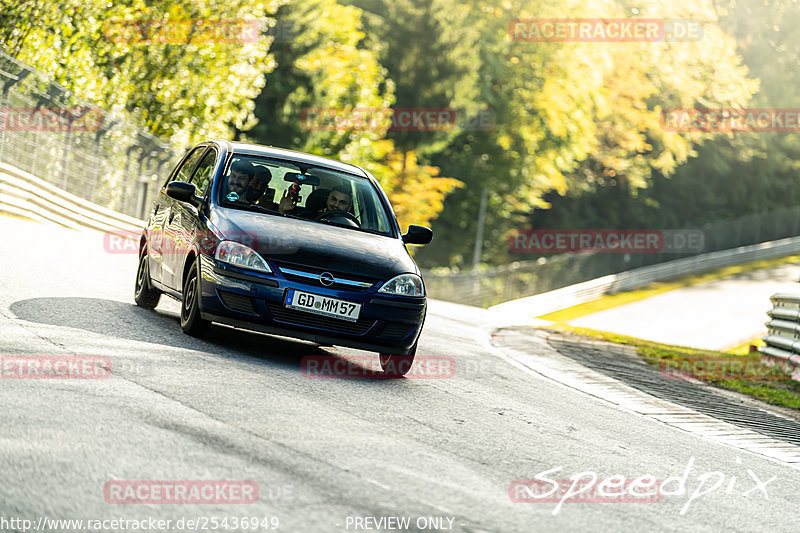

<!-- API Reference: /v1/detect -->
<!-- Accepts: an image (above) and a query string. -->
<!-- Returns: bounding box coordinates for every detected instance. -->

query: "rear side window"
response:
[190,149,217,197]
[166,147,206,188]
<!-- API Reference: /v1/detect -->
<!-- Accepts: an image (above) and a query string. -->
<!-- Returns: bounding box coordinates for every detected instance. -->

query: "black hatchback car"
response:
[134,140,432,375]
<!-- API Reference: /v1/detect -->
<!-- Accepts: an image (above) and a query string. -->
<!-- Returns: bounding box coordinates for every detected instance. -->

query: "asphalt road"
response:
[2,216,800,533]
[570,263,800,350]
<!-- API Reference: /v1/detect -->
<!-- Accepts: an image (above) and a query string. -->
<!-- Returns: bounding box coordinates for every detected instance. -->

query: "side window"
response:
[190,149,217,197]
[356,182,388,232]
[167,147,206,187]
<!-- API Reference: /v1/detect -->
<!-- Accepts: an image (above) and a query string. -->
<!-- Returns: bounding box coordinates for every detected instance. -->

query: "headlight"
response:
[378,274,424,297]
[215,241,272,274]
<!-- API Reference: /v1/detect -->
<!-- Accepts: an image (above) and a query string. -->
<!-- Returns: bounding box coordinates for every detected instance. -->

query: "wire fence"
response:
[0,48,179,220]
[422,207,800,308]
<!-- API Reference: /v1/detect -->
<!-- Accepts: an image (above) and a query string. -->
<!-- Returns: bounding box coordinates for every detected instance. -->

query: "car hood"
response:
[211,208,418,279]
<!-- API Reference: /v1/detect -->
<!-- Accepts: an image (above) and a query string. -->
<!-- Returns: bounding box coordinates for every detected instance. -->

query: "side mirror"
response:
[402,225,433,245]
[166,181,201,208]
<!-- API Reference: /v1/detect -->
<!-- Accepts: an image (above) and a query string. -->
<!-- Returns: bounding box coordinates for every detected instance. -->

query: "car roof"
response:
[212,140,369,178]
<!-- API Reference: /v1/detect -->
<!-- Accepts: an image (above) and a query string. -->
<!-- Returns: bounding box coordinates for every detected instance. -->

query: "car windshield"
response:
[217,154,394,236]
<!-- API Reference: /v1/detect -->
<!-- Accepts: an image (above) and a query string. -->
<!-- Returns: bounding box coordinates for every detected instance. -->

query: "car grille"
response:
[219,291,256,314]
[377,322,415,341]
[275,264,377,292]
[266,302,375,336]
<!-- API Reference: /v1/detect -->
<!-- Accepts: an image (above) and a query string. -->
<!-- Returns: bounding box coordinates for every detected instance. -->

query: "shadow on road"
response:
[8,297,330,368]
[9,297,414,382]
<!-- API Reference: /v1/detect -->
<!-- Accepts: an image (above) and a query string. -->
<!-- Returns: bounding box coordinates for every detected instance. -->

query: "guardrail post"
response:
[760,293,800,382]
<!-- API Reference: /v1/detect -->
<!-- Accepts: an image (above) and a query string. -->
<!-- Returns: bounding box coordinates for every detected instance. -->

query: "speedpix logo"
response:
[510,457,776,515]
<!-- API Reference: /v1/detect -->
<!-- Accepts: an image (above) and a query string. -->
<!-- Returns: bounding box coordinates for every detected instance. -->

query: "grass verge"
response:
[547,324,800,410]
[724,337,764,355]
[539,254,800,322]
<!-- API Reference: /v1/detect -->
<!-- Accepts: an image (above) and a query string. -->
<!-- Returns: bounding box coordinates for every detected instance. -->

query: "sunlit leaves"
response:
[348,140,463,234]
[1,0,280,146]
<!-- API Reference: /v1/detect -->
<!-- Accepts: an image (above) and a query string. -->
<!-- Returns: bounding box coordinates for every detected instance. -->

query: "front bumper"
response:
[197,255,425,355]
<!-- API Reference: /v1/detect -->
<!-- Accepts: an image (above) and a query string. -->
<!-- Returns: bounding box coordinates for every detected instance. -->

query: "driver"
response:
[278,183,353,216]
[324,185,352,214]
[299,184,354,219]
[277,182,355,223]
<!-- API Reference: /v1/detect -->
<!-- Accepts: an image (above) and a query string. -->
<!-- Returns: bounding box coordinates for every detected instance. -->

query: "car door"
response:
[159,146,207,289]
[170,147,219,293]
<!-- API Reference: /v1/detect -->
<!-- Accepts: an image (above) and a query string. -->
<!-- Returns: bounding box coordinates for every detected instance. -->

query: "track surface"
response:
[570,263,800,350]
[2,217,800,532]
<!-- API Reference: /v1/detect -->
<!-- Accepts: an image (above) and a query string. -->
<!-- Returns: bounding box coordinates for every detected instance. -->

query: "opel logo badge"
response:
[319,272,335,286]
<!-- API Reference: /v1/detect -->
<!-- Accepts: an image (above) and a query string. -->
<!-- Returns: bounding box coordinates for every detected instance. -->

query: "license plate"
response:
[284,289,361,322]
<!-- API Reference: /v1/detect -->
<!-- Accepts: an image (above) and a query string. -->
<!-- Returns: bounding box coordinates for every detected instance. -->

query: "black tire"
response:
[180,258,210,337]
[379,343,417,377]
[134,250,161,309]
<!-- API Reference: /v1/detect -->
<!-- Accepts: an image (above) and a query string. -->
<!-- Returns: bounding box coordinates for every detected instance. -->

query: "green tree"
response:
[416,0,757,267]
[245,0,391,157]
[524,0,800,256]
[246,0,462,231]
[1,0,280,146]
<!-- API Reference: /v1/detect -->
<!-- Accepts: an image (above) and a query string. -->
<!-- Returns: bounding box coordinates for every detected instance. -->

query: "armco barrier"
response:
[0,161,144,234]
[490,238,800,319]
[760,294,800,381]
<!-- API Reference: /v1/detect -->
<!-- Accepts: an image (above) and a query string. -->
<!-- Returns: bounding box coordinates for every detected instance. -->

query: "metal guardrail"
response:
[0,47,178,220]
[0,161,144,234]
[760,294,800,380]
[490,238,800,318]
[425,207,800,308]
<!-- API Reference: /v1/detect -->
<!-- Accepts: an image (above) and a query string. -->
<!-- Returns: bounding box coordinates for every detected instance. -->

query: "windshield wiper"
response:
[226,203,300,219]
[244,203,282,215]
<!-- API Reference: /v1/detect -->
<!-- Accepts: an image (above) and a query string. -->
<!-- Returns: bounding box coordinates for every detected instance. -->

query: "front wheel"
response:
[180,259,210,337]
[379,343,417,377]
[134,250,161,309]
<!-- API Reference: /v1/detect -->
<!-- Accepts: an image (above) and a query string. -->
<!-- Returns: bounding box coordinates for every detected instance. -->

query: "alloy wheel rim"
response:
[183,275,196,319]
[136,255,146,294]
